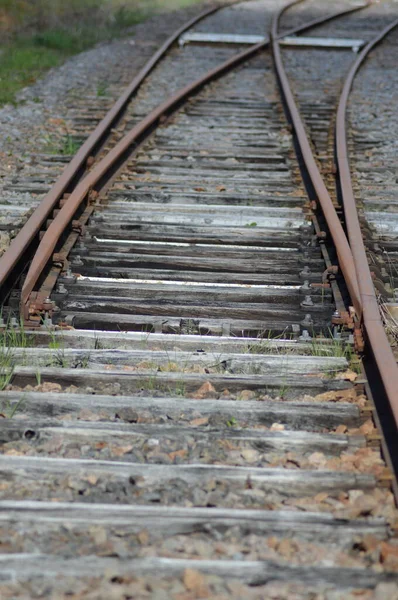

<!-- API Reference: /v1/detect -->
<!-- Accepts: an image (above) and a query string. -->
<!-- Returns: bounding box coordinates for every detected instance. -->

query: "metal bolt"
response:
[291,324,300,336]
[63,268,76,281]
[299,266,311,278]
[301,314,313,327]
[299,329,312,341]
[301,295,314,307]
[300,280,312,293]
[43,316,53,327]
[74,255,83,266]
[333,326,341,340]
[56,284,68,295]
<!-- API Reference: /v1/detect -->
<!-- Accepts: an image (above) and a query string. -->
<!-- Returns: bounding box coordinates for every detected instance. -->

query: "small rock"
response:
[335,424,348,434]
[359,419,375,435]
[307,452,327,468]
[64,385,80,394]
[237,389,256,401]
[277,538,298,559]
[189,417,209,426]
[240,448,258,463]
[335,369,358,381]
[270,423,285,431]
[380,541,398,569]
[183,568,208,595]
[110,444,133,457]
[116,408,139,423]
[208,413,228,427]
[86,474,98,486]
[78,409,102,422]
[102,382,121,395]
[36,381,62,393]
[146,438,160,447]
[137,529,149,545]
[190,381,217,399]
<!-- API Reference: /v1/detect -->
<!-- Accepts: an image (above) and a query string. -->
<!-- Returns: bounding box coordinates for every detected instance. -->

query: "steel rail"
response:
[336,18,398,428]
[0,3,225,293]
[18,3,371,321]
[271,2,366,321]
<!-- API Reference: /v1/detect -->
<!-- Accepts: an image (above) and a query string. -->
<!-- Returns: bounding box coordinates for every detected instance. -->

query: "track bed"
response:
[1,1,398,598]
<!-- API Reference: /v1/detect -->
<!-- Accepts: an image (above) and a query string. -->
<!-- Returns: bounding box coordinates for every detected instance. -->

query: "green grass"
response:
[245,328,354,361]
[42,133,81,155]
[97,81,109,97]
[0,0,203,106]
[0,317,32,393]
[0,43,62,105]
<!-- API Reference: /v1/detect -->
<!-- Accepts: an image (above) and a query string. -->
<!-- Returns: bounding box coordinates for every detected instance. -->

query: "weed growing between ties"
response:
[0,395,25,419]
[246,328,354,359]
[0,316,30,392]
[0,318,29,415]
[42,132,81,156]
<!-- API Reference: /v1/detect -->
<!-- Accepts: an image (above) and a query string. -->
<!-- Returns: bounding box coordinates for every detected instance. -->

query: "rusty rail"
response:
[18,3,372,322]
[0,3,223,295]
[336,18,398,428]
[271,2,366,325]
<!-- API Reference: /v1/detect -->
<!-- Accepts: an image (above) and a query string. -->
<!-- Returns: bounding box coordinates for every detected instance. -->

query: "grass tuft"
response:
[42,133,81,155]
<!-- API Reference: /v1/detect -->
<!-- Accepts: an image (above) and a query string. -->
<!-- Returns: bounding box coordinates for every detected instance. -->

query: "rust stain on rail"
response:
[270,1,368,323]
[336,18,398,429]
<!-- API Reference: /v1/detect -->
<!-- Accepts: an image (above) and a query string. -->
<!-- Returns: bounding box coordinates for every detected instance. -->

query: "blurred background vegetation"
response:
[0,0,202,105]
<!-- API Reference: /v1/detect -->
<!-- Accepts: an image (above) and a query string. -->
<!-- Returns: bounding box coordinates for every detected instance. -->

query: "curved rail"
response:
[0,3,224,293]
[18,3,372,321]
[336,19,398,428]
[271,2,367,320]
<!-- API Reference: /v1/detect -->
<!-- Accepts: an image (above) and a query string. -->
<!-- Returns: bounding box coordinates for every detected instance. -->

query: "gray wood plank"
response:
[8,365,350,397]
[0,555,396,588]
[25,329,331,353]
[0,455,376,495]
[0,501,387,543]
[8,348,347,375]
[0,391,361,430]
[0,419,364,454]
[59,311,330,334]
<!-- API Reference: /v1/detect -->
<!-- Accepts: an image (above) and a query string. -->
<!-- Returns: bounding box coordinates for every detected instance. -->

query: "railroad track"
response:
[0,1,398,597]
